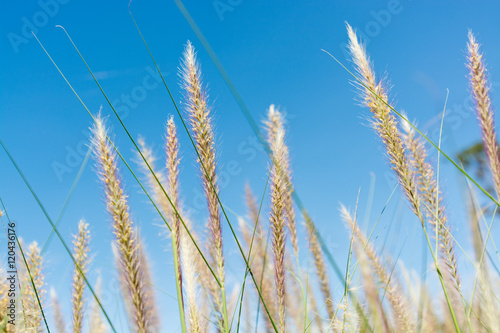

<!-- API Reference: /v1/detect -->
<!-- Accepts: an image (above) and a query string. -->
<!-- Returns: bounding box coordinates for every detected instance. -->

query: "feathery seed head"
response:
[467,31,500,198]
[71,220,90,333]
[346,23,422,219]
[180,40,226,330]
[91,113,154,333]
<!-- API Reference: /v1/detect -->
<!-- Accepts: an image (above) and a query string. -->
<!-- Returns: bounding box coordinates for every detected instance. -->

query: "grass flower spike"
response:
[180,40,228,331]
[467,31,500,198]
[71,219,90,333]
[91,113,156,333]
[269,127,288,332]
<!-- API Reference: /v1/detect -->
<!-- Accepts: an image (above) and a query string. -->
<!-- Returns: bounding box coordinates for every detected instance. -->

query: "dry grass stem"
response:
[165,116,184,306]
[265,105,299,258]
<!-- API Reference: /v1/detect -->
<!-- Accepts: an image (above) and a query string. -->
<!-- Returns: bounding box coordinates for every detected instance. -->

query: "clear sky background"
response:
[1,1,500,332]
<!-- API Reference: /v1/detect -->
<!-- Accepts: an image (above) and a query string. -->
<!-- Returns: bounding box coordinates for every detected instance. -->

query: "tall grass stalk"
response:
[345,23,462,331]
[71,220,90,333]
[180,41,229,332]
[165,116,184,308]
[264,106,317,330]
[264,105,299,259]
[91,114,156,333]
[165,116,204,332]
[401,119,463,321]
[136,134,186,332]
[467,31,500,199]
[268,127,288,332]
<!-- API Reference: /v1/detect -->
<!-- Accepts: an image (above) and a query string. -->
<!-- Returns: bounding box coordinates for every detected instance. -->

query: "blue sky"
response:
[1,0,500,331]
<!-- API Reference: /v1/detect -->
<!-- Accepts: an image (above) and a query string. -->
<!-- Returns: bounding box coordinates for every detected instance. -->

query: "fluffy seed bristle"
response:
[305,215,335,324]
[71,220,90,333]
[166,117,206,333]
[346,24,422,219]
[165,116,184,307]
[180,40,227,330]
[269,128,288,332]
[91,113,154,333]
[467,31,500,198]
[402,119,462,312]
[137,246,161,331]
[264,105,299,259]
